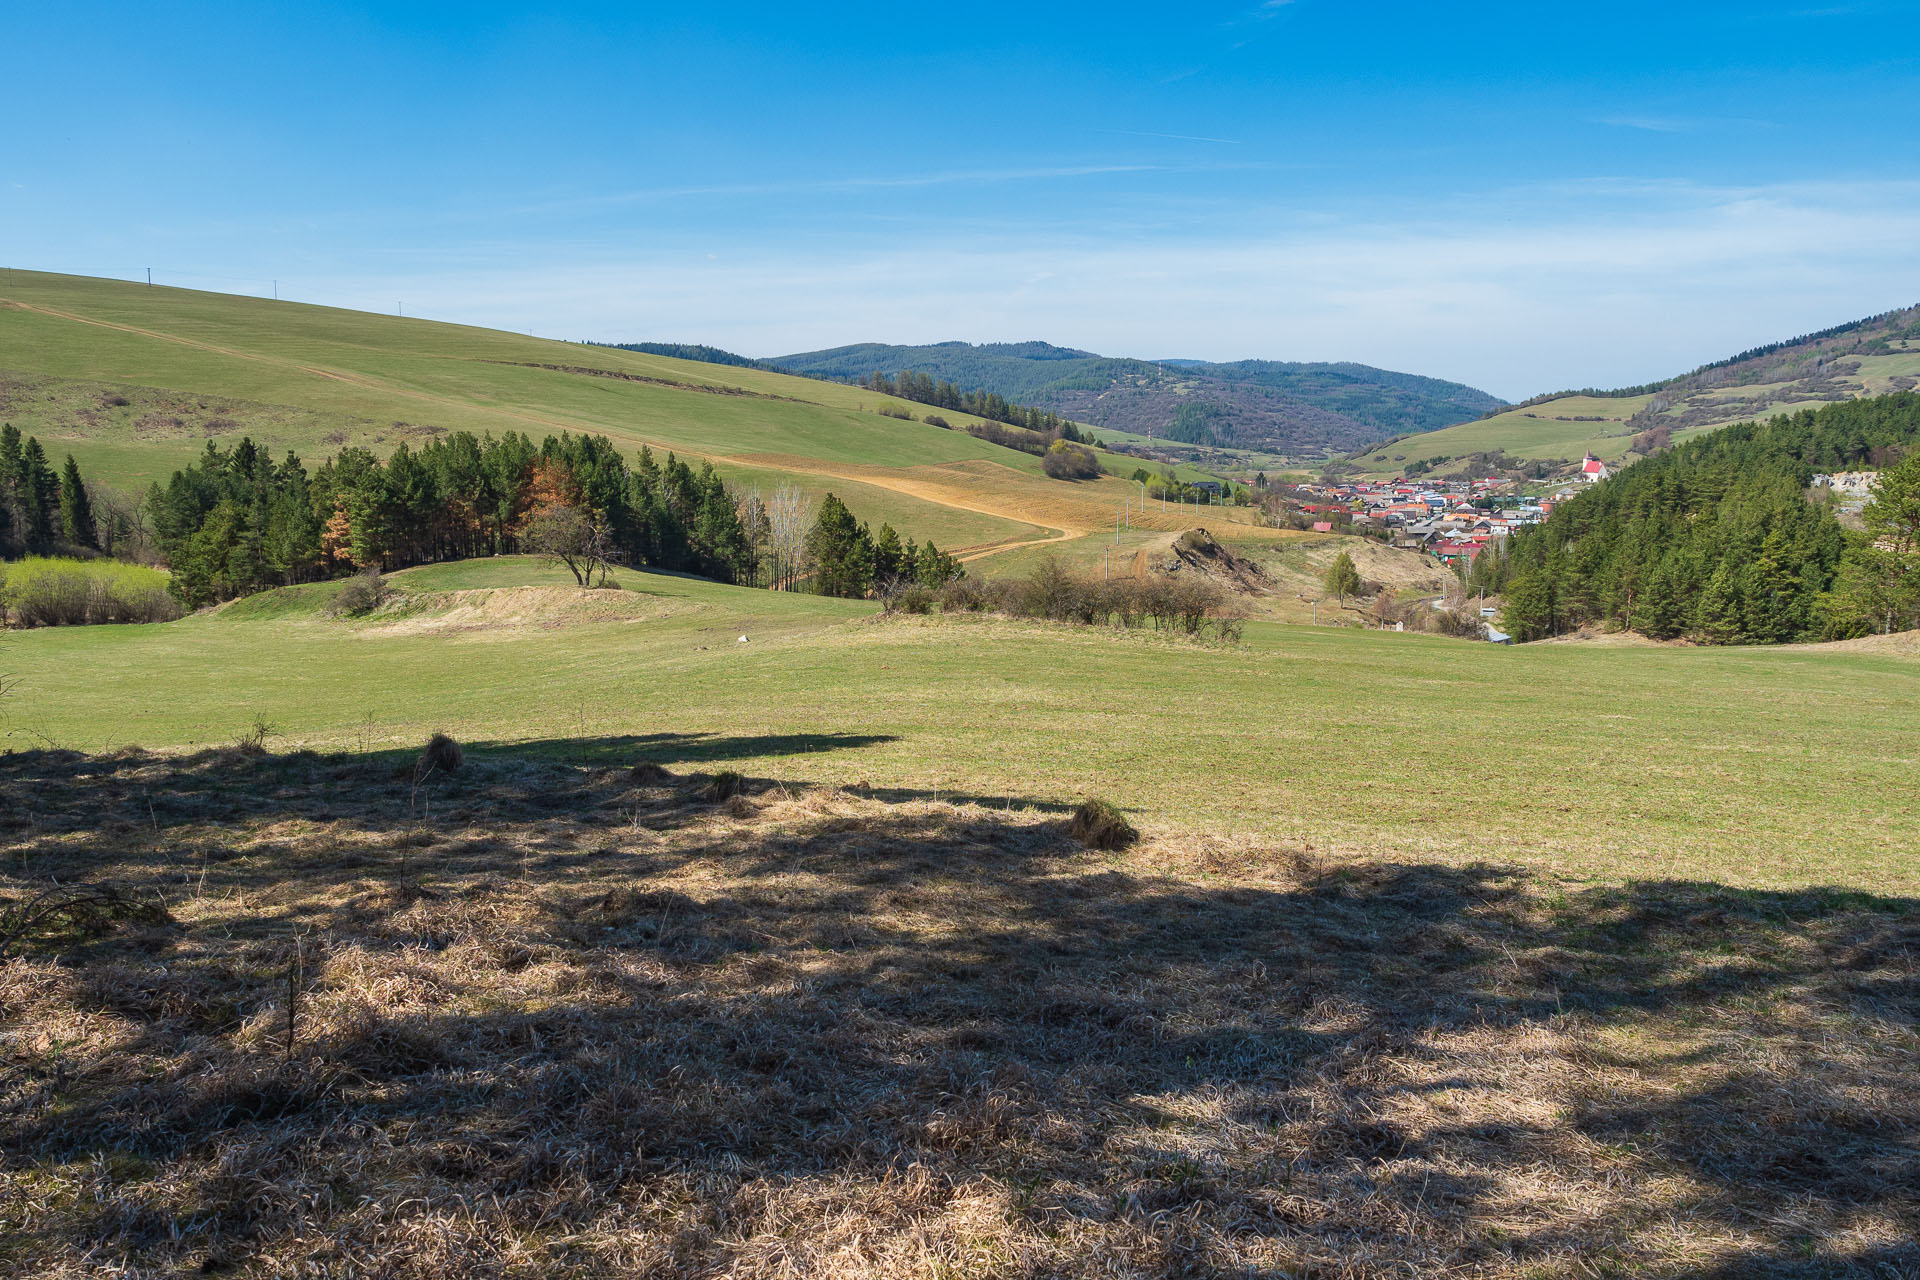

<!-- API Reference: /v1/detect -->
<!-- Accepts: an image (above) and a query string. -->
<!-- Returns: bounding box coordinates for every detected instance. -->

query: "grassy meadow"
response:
[6,557,1915,891]
[3,561,1916,1276]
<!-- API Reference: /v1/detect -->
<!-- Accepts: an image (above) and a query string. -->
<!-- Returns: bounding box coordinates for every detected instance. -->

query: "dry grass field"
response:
[0,741,1913,1277]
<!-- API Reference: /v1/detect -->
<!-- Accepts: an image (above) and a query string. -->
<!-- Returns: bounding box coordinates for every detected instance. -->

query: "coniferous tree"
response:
[1500,571,1557,643]
[806,494,876,598]
[58,455,98,550]
[1323,550,1362,602]
[872,523,905,585]
[1694,562,1745,644]
[19,437,58,549]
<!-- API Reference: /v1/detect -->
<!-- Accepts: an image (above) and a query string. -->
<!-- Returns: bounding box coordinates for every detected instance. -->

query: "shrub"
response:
[417,733,463,777]
[922,414,951,429]
[877,404,912,420]
[330,567,387,618]
[1070,799,1138,851]
[1042,441,1101,480]
[884,584,937,615]
[235,716,275,757]
[0,557,183,627]
[966,422,1049,456]
[937,577,993,612]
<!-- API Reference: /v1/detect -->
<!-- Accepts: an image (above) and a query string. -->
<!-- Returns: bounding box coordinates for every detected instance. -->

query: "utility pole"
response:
[273,280,278,300]
[146,267,151,285]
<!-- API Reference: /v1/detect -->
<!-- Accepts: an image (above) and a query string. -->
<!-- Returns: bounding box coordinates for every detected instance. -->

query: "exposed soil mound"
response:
[362,586,674,636]
[1788,629,1920,656]
[1168,528,1269,594]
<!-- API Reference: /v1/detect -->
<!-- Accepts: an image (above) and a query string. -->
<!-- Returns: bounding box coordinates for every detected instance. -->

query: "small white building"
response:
[1579,454,1610,483]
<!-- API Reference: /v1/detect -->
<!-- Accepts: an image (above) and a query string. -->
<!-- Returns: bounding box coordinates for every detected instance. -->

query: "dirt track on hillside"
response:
[719,453,1090,562]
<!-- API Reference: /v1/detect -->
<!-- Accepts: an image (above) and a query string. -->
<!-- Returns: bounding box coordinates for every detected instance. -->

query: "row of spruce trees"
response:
[1490,393,1920,643]
[857,371,1100,444]
[0,426,99,556]
[143,431,960,608]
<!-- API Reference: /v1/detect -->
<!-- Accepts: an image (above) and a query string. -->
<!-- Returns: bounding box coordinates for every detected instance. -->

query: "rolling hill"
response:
[1361,303,1920,478]
[762,340,1505,455]
[0,270,1272,565]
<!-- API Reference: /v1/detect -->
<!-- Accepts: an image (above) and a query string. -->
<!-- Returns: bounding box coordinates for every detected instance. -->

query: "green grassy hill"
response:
[1361,303,1920,478]
[1,270,1272,561]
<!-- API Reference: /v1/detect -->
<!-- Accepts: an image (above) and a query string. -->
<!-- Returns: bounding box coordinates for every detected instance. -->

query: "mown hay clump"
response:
[1070,798,1138,851]
[700,770,744,802]
[629,761,674,785]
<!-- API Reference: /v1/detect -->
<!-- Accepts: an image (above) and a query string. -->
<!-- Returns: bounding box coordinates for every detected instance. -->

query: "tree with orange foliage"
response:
[320,501,356,569]
[514,459,581,536]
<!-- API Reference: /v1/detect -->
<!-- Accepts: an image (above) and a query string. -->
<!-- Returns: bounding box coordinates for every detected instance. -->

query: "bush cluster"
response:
[928,560,1242,641]
[327,567,387,618]
[1041,441,1101,480]
[0,557,182,627]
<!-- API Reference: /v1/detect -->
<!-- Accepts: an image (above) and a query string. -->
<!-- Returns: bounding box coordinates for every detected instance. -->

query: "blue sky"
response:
[4,1,1919,398]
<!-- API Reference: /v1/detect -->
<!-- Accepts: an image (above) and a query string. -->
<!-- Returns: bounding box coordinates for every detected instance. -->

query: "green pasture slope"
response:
[0,270,1068,550]
[6,558,1915,893]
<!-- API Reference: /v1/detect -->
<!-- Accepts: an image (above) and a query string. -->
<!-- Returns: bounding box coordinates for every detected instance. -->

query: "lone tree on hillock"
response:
[1323,550,1362,602]
[523,503,619,587]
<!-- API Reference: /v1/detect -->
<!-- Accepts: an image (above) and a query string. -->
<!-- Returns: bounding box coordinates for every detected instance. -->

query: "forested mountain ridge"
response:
[1368,303,1920,478]
[763,341,1504,455]
[1490,392,1920,644]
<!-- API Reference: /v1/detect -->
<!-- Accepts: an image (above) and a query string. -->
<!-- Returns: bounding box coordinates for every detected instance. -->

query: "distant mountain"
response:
[764,341,1505,455]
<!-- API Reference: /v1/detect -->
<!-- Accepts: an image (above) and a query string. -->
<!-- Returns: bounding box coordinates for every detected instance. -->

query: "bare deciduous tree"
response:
[766,484,814,592]
[522,504,619,587]
[728,483,772,588]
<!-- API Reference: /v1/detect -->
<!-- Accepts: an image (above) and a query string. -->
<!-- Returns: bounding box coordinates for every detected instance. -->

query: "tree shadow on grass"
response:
[0,743,1913,1276]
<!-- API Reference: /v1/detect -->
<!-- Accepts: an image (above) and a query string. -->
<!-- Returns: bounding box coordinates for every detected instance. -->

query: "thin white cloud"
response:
[494,164,1171,220]
[1595,115,1777,133]
[1093,129,1241,144]
[54,180,1920,402]
[1597,116,1691,133]
[297,179,1920,401]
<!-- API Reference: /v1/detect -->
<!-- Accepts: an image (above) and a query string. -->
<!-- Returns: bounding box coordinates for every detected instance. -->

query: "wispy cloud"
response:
[1595,114,1776,133]
[86,180,1920,402]
[302,179,1920,401]
[1093,129,1241,145]
[1597,116,1691,133]
[495,164,1169,220]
